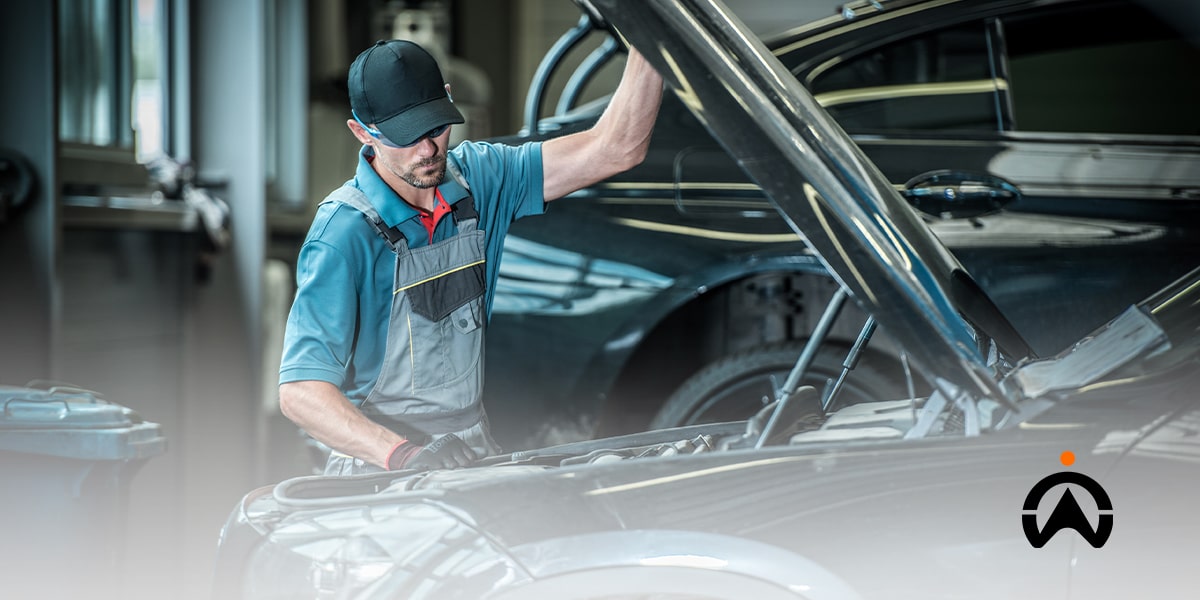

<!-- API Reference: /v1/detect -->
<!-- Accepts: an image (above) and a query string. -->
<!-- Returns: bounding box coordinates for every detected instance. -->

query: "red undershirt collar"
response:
[365,153,451,243]
[418,189,451,243]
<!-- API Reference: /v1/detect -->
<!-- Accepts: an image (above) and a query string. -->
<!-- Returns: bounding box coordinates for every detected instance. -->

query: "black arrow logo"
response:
[1022,471,1113,548]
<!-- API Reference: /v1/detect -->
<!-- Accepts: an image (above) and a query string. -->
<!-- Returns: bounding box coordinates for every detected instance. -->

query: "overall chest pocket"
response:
[394,229,487,394]
[404,258,485,322]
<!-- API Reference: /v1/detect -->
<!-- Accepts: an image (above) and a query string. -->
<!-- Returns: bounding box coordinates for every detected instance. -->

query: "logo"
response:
[1021,451,1113,548]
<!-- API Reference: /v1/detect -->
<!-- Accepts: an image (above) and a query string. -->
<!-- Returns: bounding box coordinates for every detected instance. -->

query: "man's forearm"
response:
[541,47,664,201]
[279,380,403,469]
[593,48,663,166]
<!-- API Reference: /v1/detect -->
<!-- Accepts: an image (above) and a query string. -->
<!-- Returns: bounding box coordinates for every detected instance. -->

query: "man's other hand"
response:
[395,433,477,471]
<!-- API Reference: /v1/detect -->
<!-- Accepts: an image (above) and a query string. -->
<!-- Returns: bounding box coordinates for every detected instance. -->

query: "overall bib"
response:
[322,175,500,475]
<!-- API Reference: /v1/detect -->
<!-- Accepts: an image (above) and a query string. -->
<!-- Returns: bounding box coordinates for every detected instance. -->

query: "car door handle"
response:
[901,170,1021,219]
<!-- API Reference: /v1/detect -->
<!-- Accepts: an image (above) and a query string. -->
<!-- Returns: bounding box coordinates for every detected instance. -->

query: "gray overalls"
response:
[322,164,500,475]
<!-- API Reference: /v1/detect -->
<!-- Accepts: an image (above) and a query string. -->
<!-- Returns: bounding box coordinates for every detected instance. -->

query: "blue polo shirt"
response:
[279,140,545,402]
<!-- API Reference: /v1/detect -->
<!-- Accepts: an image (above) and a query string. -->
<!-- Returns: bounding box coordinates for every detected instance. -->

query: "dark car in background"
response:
[482,0,1200,449]
[213,2,1200,598]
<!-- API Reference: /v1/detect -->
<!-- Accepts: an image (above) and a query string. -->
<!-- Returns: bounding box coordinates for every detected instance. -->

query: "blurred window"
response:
[59,0,130,149]
[132,0,165,161]
[59,0,166,175]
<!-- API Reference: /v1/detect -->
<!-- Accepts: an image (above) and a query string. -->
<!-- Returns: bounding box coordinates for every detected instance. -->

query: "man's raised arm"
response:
[541,47,663,202]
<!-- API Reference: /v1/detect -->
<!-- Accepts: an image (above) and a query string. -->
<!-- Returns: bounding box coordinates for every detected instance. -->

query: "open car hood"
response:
[589,0,1025,404]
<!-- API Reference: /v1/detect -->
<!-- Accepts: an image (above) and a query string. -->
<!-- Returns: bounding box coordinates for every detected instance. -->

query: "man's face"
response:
[348,117,453,190]
[372,127,451,190]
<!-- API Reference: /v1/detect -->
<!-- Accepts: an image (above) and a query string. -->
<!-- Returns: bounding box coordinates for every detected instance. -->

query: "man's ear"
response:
[347,119,373,145]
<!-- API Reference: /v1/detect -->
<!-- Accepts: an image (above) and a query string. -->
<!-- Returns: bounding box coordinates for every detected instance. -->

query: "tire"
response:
[650,341,909,429]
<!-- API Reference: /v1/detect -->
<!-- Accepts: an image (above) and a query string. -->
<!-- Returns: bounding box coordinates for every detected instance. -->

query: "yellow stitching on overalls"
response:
[393,259,486,295]
[407,312,414,395]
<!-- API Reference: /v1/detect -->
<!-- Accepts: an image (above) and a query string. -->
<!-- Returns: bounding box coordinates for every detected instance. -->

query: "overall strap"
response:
[451,195,479,223]
[322,185,408,252]
[445,157,479,227]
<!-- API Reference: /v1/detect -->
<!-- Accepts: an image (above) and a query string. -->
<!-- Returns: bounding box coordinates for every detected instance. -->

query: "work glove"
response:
[387,433,476,471]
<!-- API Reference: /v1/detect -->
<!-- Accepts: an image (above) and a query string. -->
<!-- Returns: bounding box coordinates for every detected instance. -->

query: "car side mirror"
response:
[901,170,1020,220]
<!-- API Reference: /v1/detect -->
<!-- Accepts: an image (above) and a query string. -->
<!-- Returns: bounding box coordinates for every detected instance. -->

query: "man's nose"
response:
[414,135,438,156]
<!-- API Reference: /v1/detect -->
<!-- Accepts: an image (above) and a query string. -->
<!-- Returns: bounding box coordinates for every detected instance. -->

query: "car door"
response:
[794,0,1200,355]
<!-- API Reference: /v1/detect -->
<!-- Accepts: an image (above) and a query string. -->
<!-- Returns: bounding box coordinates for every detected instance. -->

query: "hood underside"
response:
[589,0,1017,403]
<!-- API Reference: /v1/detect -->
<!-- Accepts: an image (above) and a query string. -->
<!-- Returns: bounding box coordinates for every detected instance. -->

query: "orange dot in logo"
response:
[1060,451,1076,466]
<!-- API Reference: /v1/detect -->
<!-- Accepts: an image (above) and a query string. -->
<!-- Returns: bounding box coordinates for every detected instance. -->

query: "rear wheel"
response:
[650,341,908,429]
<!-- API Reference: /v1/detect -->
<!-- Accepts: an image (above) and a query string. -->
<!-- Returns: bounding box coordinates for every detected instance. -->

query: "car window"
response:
[808,22,1001,132]
[805,1,1200,137]
[1002,1,1200,136]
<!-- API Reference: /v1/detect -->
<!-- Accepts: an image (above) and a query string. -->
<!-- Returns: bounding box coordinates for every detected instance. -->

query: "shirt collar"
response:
[354,145,470,229]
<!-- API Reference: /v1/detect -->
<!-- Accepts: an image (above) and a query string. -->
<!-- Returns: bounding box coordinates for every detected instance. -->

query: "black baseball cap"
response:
[348,40,464,146]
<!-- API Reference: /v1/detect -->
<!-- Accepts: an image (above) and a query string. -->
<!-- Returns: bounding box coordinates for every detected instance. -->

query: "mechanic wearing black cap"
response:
[278,39,663,475]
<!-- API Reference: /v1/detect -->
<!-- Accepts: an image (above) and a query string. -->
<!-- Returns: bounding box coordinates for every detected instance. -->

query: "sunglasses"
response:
[352,109,450,148]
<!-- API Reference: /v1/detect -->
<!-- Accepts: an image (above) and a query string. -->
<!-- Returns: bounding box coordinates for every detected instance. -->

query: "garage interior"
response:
[0,1,841,598]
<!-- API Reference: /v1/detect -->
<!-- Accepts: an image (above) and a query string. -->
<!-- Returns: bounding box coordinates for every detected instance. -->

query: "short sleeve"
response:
[451,140,546,231]
[279,238,359,386]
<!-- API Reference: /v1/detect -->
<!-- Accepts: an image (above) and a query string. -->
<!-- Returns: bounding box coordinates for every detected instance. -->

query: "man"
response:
[278,39,662,475]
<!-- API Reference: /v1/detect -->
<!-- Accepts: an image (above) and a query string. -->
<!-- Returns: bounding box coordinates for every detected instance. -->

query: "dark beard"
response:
[401,157,447,189]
